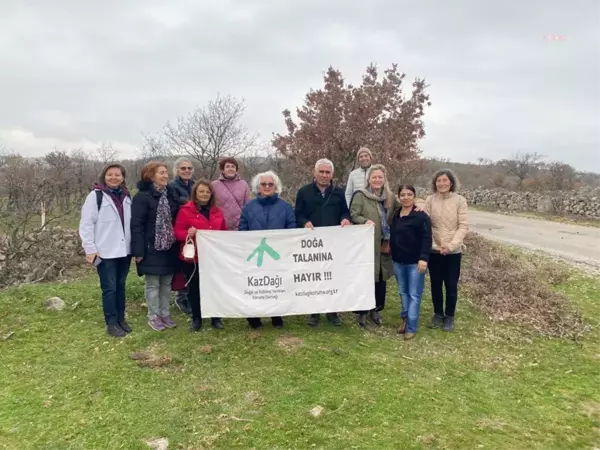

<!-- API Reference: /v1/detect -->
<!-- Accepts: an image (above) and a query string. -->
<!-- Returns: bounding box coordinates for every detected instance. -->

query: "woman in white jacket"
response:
[79,163,133,337]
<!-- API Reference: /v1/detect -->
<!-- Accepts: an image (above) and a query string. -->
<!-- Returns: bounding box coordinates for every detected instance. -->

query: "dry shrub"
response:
[462,233,590,340]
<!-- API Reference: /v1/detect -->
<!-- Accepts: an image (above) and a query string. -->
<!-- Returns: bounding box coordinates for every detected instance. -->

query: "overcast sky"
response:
[1,0,599,171]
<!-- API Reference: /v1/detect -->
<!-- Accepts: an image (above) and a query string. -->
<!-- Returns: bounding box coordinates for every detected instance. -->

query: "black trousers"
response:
[183,262,221,321]
[247,317,283,328]
[357,269,386,314]
[428,252,462,317]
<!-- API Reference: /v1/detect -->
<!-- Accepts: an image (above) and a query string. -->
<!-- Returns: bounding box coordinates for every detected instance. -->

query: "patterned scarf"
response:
[154,187,176,251]
[360,187,391,241]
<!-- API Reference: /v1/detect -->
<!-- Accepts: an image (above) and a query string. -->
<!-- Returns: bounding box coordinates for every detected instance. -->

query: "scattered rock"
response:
[43,297,65,311]
[536,197,555,214]
[1,331,14,341]
[309,405,324,417]
[145,437,169,450]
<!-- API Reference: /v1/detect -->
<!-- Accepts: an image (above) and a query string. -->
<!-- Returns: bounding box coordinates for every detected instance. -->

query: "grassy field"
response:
[1,262,599,449]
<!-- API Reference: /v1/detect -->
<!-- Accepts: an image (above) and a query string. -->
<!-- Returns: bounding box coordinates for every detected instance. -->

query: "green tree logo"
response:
[247,237,280,267]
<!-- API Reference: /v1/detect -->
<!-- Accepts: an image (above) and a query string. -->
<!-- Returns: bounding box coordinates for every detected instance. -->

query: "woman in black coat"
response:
[131,161,180,332]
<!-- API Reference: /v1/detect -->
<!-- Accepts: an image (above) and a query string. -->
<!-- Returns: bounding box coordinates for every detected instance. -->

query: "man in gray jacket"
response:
[345,147,373,206]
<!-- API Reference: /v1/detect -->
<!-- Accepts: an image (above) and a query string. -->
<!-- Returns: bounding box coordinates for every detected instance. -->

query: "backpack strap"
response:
[95,190,103,211]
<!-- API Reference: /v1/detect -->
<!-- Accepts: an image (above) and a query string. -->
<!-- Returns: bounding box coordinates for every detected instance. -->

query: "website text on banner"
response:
[196,225,375,318]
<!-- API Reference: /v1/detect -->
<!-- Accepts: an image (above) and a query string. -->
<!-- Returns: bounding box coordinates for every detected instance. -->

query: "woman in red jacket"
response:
[174,180,227,331]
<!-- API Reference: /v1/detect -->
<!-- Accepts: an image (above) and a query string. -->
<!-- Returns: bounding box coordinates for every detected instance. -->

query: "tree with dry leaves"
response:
[163,94,257,179]
[272,64,431,183]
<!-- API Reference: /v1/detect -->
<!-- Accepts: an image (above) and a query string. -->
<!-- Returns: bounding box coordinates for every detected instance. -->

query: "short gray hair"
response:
[314,158,334,172]
[251,170,283,195]
[172,157,194,177]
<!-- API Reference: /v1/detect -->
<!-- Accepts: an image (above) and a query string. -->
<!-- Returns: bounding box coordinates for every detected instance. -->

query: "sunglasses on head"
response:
[260,182,275,187]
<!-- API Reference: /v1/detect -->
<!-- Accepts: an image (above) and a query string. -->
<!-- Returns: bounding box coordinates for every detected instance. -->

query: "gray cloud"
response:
[1,0,598,171]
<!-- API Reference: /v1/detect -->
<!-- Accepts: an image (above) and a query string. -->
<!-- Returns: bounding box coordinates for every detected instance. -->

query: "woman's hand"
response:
[187,227,198,237]
[85,253,98,264]
[417,260,427,273]
[134,256,143,263]
[440,247,450,256]
[366,220,375,225]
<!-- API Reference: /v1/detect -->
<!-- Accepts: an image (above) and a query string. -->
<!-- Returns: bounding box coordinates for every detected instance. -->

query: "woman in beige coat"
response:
[423,169,468,332]
[350,164,399,327]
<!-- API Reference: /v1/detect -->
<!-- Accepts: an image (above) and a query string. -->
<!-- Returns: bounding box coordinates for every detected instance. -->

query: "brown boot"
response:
[397,318,407,334]
[404,332,416,341]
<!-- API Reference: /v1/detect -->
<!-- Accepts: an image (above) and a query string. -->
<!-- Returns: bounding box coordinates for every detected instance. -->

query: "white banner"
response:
[196,225,375,318]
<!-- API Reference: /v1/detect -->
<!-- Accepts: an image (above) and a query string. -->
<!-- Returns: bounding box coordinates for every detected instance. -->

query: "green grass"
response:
[1,266,599,450]
[470,205,600,228]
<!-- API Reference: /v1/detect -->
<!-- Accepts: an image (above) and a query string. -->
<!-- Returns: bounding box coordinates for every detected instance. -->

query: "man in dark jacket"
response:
[167,157,195,315]
[295,158,351,327]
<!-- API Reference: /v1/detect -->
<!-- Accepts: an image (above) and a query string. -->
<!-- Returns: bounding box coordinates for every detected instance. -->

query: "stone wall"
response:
[0,226,84,288]
[415,187,600,219]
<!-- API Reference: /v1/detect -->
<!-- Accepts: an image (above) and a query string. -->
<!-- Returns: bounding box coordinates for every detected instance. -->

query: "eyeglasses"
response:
[180,166,193,171]
[260,182,275,188]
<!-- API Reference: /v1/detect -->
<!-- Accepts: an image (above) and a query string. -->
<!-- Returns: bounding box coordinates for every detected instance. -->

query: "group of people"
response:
[79,147,468,340]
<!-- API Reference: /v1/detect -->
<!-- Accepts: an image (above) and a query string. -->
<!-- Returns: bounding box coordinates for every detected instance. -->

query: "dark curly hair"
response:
[431,169,459,193]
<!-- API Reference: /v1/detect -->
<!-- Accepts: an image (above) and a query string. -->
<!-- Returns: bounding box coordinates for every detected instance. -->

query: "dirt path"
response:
[468,210,600,271]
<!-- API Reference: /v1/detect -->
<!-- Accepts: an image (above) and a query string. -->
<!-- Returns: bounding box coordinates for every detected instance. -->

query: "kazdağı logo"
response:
[247,237,280,267]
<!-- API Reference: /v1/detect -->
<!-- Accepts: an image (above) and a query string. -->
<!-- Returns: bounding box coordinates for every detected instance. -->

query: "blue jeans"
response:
[97,256,132,325]
[393,262,425,333]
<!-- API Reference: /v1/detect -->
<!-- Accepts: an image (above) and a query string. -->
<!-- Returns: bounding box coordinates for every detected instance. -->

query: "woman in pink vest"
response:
[211,157,251,230]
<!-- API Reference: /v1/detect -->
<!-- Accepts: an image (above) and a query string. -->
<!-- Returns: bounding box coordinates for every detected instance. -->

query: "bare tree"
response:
[163,94,257,179]
[95,141,118,165]
[545,161,576,191]
[139,133,170,162]
[500,151,545,190]
[70,149,98,199]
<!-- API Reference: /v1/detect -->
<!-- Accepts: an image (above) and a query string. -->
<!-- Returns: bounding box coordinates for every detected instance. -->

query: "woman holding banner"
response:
[238,170,296,329]
[174,180,228,331]
[349,164,399,328]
